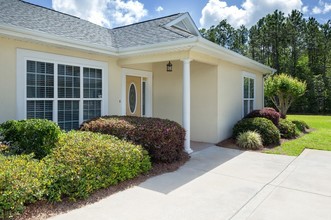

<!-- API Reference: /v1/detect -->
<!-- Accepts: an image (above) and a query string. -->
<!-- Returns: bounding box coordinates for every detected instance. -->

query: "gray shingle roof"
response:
[0,0,115,48]
[0,0,196,49]
[110,14,196,48]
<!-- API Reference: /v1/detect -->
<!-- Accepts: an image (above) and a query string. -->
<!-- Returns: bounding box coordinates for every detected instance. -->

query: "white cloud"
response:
[302,5,309,14]
[199,0,304,29]
[312,6,322,14]
[311,1,331,15]
[323,2,331,13]
[156,6,164,12]
[52,0,148,28]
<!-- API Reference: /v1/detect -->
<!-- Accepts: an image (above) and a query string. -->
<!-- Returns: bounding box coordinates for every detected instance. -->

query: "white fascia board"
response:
[118,36,275,73]
[0,24,118,56]
[196,37,276,73]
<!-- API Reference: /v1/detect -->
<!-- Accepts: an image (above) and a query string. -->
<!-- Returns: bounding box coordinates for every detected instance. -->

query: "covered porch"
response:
[118,50,221,153]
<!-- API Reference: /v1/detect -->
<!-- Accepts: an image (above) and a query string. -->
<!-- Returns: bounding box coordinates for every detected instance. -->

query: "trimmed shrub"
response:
[245,107,281,127]
[279,119,296,139]
[236,131,263,150]
[0,154,47,219]
[233,117,280,146]
[44,131,151,201]
[0,119,62,159]
[292,120,310,132]
[80,116,186,163]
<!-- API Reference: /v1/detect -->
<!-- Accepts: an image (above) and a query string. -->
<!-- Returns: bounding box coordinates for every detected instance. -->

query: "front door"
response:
[126,76,141,116]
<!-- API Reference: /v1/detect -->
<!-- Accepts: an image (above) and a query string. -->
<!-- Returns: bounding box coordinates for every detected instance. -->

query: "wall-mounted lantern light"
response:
[166,61,173,72]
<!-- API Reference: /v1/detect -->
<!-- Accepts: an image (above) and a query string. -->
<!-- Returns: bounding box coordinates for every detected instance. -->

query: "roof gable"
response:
[164,13,201,37]
[110,13,196,49]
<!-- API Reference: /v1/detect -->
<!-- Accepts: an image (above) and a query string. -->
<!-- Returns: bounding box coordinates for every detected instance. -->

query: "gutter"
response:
[196,37,276,73]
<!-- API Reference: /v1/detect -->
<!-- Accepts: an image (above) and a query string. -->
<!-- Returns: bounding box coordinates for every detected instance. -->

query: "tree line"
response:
[200,10,331,114]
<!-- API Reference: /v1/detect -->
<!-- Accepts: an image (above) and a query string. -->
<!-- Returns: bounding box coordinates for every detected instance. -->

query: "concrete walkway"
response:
[50,146,331,220]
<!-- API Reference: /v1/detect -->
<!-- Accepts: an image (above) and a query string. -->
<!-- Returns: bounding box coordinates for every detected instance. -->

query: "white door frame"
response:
[121,68,153,117]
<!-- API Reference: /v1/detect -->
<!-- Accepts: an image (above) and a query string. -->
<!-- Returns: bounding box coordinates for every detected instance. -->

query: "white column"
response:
[182,58,193,153]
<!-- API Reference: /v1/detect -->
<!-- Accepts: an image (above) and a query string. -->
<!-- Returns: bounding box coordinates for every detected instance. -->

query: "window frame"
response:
[242,72,256,117]
[17,49,108,127]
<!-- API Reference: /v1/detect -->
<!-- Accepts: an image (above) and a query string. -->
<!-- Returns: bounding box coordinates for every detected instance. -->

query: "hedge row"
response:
[0,119,62,159]
[234,108,310,149]
[0,154,47,219]
[0,131,151,218]
[80,116,187,163]
[45,131,151,201]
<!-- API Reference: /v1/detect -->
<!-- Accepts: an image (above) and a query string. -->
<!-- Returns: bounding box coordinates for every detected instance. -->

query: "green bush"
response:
[279,119,296,139]
[80,116,186,163]
[236,131,263,150]
[44,131,151,202]
[292,120,310,132]
[0,119,62,159]
[0,154,47,219]
[233,118,280,146]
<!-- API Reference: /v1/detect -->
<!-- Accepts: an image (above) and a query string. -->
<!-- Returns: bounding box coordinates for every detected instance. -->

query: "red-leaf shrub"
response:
[245,107,281,127]
[80,116,187,163]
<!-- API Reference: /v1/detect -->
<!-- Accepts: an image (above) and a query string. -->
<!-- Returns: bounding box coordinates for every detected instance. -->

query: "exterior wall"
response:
[190,61,218,143]
[152,61,183,124]
[152,61,218,143]
[0,37,122,123]
[217,61,265,141]
[0,36,267,144]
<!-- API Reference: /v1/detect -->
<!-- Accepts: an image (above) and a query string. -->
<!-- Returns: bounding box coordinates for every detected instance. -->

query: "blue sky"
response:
[24,0,331,29]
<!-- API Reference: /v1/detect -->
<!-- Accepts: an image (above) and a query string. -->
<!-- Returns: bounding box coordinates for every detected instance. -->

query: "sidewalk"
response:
[50,146,331,220]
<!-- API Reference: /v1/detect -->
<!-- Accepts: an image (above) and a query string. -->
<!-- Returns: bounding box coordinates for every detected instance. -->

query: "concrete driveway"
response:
[50,145,331,220]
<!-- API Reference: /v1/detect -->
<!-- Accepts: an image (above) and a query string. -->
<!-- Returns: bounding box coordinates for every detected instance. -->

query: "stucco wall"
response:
[191,61,218,143]
[152,61,218,143]
[152,61,183,124]
[0,37,122,123]
[217,61,265,141]
[0,36,267,144]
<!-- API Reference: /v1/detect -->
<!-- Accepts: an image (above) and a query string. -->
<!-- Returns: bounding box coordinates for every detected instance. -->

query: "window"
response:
[18,50,108,131]
[243,73,255,117]
[142,80,146,116]
[128,83,137,114]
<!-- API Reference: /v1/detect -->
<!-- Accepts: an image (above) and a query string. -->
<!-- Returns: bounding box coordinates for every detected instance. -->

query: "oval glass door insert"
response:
[128,83,137,113]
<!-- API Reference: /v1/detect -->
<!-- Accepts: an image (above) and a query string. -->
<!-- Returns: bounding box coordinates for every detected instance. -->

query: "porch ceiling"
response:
[117,49,220,67]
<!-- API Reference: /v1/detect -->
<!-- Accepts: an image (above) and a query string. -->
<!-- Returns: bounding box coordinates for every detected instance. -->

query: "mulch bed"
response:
[15,154,190,220]
[217,129,312,152]
[216,138,282,151]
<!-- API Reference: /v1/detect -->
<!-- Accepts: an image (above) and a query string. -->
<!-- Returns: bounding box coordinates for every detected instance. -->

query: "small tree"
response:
[265,73,306,116]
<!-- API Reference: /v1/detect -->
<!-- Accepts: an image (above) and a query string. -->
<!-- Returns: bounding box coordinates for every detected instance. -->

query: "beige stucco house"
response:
[0,0,274,152]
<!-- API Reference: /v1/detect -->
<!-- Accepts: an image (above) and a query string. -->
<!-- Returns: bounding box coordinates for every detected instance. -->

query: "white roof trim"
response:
[196,37,276,72]
[0,20,274,72]
[117,36,275,73]
[164,13,201,37]
[0,24,118,56]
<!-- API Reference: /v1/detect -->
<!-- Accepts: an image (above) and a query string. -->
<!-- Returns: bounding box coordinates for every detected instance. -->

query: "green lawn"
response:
[264,115,331,156]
